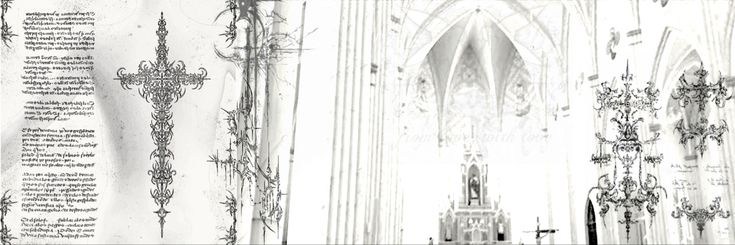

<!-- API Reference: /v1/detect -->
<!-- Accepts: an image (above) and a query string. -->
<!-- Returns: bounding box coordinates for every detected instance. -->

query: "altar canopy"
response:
[438,136,512,245]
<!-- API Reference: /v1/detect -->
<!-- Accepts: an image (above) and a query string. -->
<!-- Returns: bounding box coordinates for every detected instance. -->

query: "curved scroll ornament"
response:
[674,117,728,156]
[588,62,667,241]
[671,63,731,156]
[672,197,731,237]
[0,191,16,245]
[671,63,731,112]
[1,0,16,47]
[115,12,209,238]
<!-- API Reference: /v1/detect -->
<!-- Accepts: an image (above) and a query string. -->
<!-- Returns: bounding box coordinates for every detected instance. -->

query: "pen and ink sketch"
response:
[0,0,15,47]
[0,191,16,245]
[3,0,735,244]
[115,12,209,238]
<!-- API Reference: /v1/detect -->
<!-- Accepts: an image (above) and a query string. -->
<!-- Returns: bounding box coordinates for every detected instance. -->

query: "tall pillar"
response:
[249,0,301,243]
[325,0,349,243]
[327,0,359,243]
[324,1,399,243]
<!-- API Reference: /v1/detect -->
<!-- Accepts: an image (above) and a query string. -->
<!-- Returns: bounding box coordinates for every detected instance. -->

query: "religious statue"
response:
[415,77,430,113]
[468,173,480,205]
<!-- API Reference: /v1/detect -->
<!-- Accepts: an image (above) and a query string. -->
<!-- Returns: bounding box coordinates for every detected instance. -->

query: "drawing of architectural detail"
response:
[671,63,732,156]
[0,191,16,245]
[672,197,731,237]
[0,0,16,46]
[208,0,301,243]
[220,192,238,245]
[115,12,209,238]
[588,63,666,241]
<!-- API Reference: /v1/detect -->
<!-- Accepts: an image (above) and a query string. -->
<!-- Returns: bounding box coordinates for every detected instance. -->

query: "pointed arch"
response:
[585,199,598,245]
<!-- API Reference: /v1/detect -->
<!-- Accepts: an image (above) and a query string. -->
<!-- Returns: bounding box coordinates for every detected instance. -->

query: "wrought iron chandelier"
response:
[207,0,297,240]
[588,62,667,241]
[672,197,731,238]
[671,62,731,156]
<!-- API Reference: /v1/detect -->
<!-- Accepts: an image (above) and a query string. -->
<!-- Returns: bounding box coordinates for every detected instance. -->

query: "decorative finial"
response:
[156,12,169,65]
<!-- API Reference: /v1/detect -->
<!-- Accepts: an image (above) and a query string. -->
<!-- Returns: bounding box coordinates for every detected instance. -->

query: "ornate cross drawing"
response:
[115,12,209,238]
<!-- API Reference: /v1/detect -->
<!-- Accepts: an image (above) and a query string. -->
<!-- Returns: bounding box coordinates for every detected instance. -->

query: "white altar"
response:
[439,139,511,245]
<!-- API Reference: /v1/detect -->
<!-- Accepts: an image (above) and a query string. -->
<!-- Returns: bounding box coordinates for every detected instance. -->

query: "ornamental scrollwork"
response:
[589,62,666,241]
[670,63,731,156]
[672,197,731,237]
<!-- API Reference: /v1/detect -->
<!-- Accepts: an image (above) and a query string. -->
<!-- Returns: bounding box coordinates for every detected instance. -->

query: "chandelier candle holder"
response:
[671,62,732,156]
[672,197,731,237]
[588,62,667,241]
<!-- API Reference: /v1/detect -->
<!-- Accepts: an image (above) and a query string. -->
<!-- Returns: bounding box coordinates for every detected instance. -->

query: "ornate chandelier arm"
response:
[594,132,616,145]
[710,76,731,106]
[671,73,693,108]
[673,197,731,237]
[589,174,619,227]
[594,81,623,115]
[674,119,696,144]
[640,173,666,197]
[709,197,731,219]
[642,81,661,115]
[674,116,729,156]
[671,197,694,226]
[707,120,728,145]
[641,132,661,145]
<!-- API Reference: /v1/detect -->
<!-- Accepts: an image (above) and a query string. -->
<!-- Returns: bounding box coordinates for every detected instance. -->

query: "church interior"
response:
[211,0,735,244]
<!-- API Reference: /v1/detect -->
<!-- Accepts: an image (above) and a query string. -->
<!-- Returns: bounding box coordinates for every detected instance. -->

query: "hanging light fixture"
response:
[672,197,731,238]
[588,61,667,241]
[671,62,732,156]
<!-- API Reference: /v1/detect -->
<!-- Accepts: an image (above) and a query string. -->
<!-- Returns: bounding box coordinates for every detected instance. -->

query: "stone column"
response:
[326,0,359,243]
[249,0,301,243]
